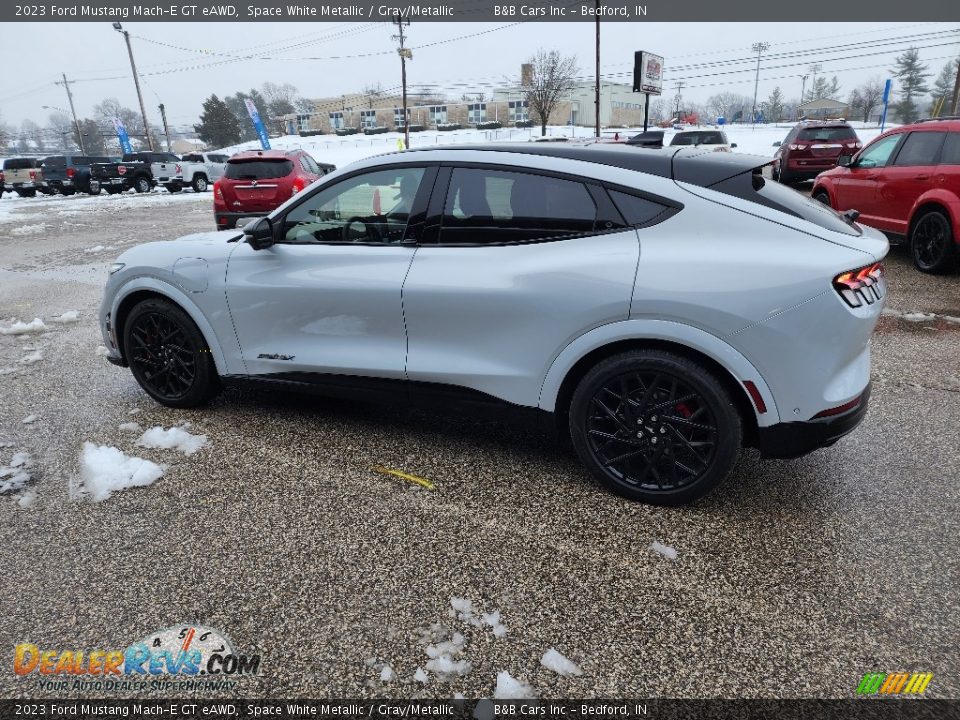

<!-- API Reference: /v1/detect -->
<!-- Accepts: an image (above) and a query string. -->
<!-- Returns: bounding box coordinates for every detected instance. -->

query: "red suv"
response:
[214,150,335,229]
[773,121,862,185]
[813,118,960,273]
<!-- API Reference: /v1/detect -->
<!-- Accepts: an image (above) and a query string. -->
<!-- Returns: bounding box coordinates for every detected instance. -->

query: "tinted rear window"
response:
[181,154,203,162]
[797,126,857,142]
[671,132,725,146]
[752,175,860,236]
[3,158,38,170]
[941,133,960,165]
[893,132,946,166]
[225,160,294,180]
[41,156,67,168]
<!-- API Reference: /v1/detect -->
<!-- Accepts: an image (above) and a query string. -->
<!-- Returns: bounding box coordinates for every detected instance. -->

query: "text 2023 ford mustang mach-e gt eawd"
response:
[100,144,888,504]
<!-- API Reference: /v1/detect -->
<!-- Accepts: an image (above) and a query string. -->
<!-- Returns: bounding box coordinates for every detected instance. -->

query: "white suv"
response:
[100,144,888,504]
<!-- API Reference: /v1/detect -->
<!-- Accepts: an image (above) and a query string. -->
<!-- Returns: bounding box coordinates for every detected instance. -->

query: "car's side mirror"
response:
[772,140,781,147]
[244,217,275,250]
[837,155,853,167]
[731,143,738,149]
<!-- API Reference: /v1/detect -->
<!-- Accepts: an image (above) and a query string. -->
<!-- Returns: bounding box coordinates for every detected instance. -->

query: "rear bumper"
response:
[755,383,871,459]
[216,211,266,229]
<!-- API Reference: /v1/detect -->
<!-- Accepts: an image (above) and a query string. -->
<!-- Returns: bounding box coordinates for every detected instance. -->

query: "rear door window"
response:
[439,168,597,245]
[607,190,674,227]
[42,156,66,168]
[940,133,960,165]
[224,160,294,180]
[3,158,38,170]
[893,132,947,167]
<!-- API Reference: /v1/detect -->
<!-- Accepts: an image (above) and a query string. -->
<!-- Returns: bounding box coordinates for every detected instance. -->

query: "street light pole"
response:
[113,22,155,151]
[750,42,770,125]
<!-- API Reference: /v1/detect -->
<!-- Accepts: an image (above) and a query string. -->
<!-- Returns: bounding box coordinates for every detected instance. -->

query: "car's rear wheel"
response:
[911,210,956,274]
[192,174,208,192]
[123,298,219,408]
[569,350,742,505]
[88,180,101,195]
[134,177,151,194]
[813,190,831,207]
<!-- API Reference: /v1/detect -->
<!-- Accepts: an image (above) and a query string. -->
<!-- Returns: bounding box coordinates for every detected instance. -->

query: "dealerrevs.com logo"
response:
[14,625,260,692]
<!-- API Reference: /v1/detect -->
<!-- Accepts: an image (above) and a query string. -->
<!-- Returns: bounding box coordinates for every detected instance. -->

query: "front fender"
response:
[537,319,780,426]
[106,276,240,376]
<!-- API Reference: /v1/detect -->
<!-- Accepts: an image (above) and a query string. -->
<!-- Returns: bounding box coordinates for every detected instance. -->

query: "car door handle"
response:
[915,175,929,181]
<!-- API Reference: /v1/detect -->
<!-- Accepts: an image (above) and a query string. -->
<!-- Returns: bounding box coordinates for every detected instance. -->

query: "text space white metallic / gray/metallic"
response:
[99,144,888,505]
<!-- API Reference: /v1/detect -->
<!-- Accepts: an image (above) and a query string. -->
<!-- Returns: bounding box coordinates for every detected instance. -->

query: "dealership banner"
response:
[3,0,956,22]
[111,118,133,154]
[243,99,272,151]
[0,700,957,719]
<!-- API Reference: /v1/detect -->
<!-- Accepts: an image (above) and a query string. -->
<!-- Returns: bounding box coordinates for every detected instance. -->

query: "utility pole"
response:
[673,81,684,118]
[392,15,411,150]
[113,22,155,151]
[799,74,808,119]
[807,63,822,101]
[750,42,770,125]
[951,58,960,116]
[158,103,172,152]
[594,0,600,137]
[55,73,85,154]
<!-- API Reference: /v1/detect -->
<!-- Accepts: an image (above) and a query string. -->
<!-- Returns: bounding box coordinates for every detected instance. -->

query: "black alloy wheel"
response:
[911,210,956,274]
[123,298,218,407]
[569,351,742,505]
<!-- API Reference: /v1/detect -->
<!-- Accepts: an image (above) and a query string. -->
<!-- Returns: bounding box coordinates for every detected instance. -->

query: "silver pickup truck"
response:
[2,158,44,198]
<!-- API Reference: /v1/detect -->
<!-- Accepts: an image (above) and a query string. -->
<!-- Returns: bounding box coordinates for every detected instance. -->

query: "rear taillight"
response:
[29,170,36,180]
[788,143,808,151]
[213,180,222,199]
[833,262,884,308]
[291,177,306,195]
[175,164,182,174]
[66,167,75,178]
[848,142,862,149]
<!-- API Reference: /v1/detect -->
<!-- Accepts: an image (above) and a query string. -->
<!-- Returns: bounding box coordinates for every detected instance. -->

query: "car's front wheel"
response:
[813,189,831,207]
[911,210,956,274]
[569,350,742,505]
[123,298,219,408]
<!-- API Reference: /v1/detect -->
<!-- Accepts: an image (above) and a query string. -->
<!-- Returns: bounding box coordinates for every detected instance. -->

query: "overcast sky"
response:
[2,21,958,130]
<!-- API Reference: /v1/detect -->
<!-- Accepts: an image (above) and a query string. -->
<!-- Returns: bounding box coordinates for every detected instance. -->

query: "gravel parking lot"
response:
[0,189,958,699]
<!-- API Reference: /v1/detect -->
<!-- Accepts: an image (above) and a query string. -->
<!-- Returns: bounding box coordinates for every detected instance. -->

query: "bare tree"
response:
[362,83,387,109]
[20,119,45,153]
[706,92,751,122]
[848,78,884,123]
[523,49,578,136]
[47,111,74,151]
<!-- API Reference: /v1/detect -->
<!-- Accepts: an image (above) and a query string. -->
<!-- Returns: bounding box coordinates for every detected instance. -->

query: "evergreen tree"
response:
[930,58,958,115]
[766,87,785,121]
[825,76,841,99]
[807,76,830,101]
[194,94,242,149]
[891,47,930,123]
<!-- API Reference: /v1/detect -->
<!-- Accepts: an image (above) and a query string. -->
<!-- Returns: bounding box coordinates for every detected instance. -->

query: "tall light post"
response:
[750,42,770,125]
[112,22,155,151]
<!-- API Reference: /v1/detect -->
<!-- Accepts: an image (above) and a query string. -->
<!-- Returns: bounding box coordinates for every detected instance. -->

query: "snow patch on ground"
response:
[379,665,396,682]
[118,422,142,433]
[21,414,38,424]
[0,450,33,494]
[0,318,47,335]
[77,442,165,502]
[18,489,38,508]
[95,345,110,356]
[650,541,678,560]
[413,668,428,683]
[136,426,209,455]
[540,648,582,677]
[50,310,80,324]
[19,350,44,365]
[10,223,48,236]
[494,671,536,699]
[902,312,937,322]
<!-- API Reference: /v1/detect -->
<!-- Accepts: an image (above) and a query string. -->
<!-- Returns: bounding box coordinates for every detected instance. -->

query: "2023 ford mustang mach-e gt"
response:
[100,144,888,504]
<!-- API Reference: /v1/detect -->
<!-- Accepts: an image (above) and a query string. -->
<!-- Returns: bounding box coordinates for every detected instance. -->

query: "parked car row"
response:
[0,151,231,198]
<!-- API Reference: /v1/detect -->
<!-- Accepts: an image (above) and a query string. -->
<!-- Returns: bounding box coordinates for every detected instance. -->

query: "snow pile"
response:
[422,626,471,677]
[10,223,48,236]
[494,671,536,699]
[379,665,396,682]
[136,426,209,455]
[0,451,33,494]
[50,311,80,324]
[77,442,165,502]
[19,351,44,365]
[95,345,110,356]
[451,597,509,637]
[118,422,142,433]
[21,414,38,424]
[540,648,582,677]
[18,489,38,508]
[84,245,106,253]
[902,312,936,322]
[650,541,678,561]
[413,668,428,683]
[0,318,47,335]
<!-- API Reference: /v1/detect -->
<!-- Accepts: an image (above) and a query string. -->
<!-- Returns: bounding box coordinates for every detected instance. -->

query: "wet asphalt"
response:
[0,189,957,700]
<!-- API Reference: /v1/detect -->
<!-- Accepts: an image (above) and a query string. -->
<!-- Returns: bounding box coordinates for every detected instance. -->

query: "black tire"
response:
[88,180,101,195]
[16,189,37,198]
[164,183,182,193]
[910,210,956,274]
[191,174,208,193]
[568,350,742,505]
[123,298,219,408]
[133,176,151,194]
[813,190,831,207]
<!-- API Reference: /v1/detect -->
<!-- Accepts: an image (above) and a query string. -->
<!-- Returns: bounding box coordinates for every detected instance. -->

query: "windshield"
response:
[224,159,294,180]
